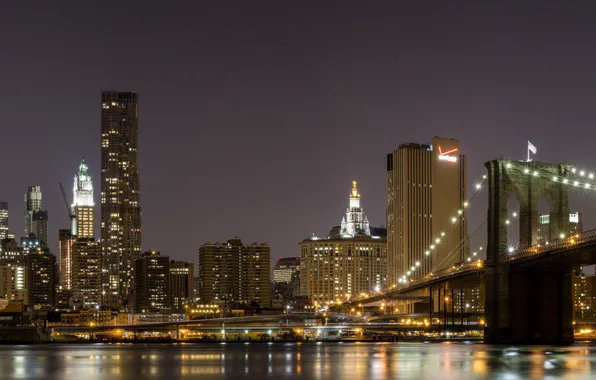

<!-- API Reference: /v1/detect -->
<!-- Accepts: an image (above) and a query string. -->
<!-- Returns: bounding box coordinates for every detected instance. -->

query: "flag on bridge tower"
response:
[527,141,537,162]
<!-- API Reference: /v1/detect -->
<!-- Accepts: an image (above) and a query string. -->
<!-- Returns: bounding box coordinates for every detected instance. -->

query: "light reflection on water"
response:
[1,343,596,379]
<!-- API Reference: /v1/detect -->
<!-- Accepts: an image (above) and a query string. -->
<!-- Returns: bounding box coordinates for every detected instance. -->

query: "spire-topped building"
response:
[340,181,371,238]
[300,180,387,304]
[72,158,95,238]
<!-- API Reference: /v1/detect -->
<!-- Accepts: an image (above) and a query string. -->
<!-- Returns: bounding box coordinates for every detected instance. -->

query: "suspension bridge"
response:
[334,158,596,344]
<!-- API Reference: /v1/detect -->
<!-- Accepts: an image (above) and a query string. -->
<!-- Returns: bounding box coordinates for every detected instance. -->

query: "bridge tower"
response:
[484,159,574,344]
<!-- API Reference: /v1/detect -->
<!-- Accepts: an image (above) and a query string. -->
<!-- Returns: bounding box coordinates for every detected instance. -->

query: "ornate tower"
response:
[340,181,371,237]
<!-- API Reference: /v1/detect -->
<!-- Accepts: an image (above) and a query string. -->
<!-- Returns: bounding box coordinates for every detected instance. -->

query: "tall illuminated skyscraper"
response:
[386,137,467,286]
[101,91,141,310]
[72,159,95,238]
[0,201,8,241]
[24,186,42,238]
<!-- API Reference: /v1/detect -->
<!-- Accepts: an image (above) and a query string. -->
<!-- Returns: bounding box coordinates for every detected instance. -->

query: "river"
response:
[0,342,595,379]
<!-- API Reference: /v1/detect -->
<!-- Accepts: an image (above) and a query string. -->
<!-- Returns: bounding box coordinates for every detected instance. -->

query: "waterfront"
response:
[1,342,596,379]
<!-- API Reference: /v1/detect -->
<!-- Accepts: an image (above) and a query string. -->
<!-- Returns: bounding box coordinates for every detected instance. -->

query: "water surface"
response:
[1,342,595,379]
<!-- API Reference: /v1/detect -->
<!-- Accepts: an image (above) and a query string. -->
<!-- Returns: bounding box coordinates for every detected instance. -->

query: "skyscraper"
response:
[71,238,102,308]
[31,210,48,245]
[24,186,42,238]
[26,247,56,307]
[169,260,195,313]
[386,137,467,286]
[69,159,101,307]
[72,159,95,238]
[134,251,170,313]
[0,201,8,241]
[101,91,141,310]
[58,229,76,289]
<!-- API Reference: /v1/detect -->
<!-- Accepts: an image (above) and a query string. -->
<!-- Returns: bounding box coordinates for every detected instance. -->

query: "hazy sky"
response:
[3,1,596,268]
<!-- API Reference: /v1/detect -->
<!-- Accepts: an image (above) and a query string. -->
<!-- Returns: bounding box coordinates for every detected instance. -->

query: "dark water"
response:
[1,342,596,379]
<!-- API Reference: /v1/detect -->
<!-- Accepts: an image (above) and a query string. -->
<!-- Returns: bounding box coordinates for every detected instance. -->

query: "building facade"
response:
[0,264,25,301]
[386,137,467,286]
[169,260,195,313]
[536,212,584,244]
[134,251,170,313]
[73,159,95,238]
[573,271,596,321]
[26,248,56,307]
[24,186,43,239]
[198,238,270,307]
[31,210,48,246]
[71,238,102,307]
[101,91,142,310]
[273,257,300,284]
[0,201,8,242]
[58,229,76,289]
[300,181,387,305]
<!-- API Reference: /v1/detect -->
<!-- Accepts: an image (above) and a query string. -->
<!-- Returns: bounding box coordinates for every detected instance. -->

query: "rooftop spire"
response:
[350,180,360,199]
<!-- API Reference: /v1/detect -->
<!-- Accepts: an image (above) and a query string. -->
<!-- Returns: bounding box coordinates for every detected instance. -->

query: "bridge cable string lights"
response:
[501,162,594,256]
[397,175,488,286]
[428,217,488,278]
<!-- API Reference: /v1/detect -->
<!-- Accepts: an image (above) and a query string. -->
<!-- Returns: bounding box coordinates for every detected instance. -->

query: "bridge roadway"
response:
[345,229,596,307]
[51,320,485,336]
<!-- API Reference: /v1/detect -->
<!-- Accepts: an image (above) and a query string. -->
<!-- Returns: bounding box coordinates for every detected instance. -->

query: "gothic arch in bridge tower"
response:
[485,160,570,264]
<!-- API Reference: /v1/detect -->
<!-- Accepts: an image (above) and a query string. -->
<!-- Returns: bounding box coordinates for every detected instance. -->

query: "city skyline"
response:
[4,1,596,269]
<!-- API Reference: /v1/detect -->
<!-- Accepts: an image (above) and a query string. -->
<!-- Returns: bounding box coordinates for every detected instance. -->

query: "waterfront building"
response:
[386,137,467,286]
[573,271,596,321]
[134,251,170,313]
[71,239,102,308]
[300,181,387,305]
[101,91,141,310]
[198,238,270,307]
[169,260,195,313]
[25,247,56,307]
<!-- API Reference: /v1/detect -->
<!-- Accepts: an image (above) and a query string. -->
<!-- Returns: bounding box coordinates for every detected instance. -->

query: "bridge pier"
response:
[485,265,574,344]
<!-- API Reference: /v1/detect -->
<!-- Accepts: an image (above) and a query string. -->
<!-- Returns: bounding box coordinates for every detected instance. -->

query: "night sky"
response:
[3,1,596,268]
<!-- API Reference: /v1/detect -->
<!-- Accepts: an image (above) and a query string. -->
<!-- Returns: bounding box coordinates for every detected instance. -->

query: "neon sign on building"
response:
[437,146,458,163]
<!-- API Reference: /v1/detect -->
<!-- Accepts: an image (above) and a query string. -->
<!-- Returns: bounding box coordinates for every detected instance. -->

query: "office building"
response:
[31,210,48,246]
[134,251,169,313]
[169,260,195,313]
[0,239,24,264]
[198,238,270,307]
[573,271,596,321]
[58,229,76,289]
[26,248,56,307]
[300,181,387,305]
[536,212,584,244]
[273,257,300,284]
[0,264,25,301]
[0,201,8,242]
[24,186,42,238]
[71,239,102,307]
[386,137,467,286]
[273,257,300,299]
[72,159,95,238]
[101,91,141,309]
